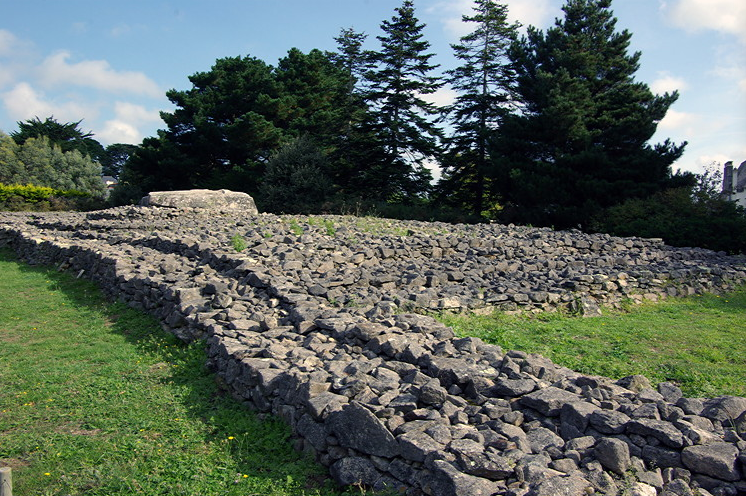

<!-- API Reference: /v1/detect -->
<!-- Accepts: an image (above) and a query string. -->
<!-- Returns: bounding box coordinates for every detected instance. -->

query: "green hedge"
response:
[0,183,90,202]
[0,183,100,211]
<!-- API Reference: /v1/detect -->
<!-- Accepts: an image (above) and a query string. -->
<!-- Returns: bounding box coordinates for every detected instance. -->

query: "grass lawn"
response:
[440,290,746,398]
[0,248,344,496]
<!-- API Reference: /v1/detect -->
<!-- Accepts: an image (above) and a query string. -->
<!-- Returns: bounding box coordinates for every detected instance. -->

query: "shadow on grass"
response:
[0,247,341,495]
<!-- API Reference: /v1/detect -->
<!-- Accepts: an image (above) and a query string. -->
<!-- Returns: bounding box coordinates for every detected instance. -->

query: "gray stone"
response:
[527,474,592,496]
[398,430,444,463]
[641,445,683,469]
[306,392,348,419]
[140,189,258,212]
[617,375,652,392]
[594,437,631,475]
[627,418,685,448]
[295,414,328,452]
[490,378,537,397]
[520,387,581,417]
[700,396,746,425]
[590,409,630,434]
[681,443,741,481]
[426,459,501,496]
[560,401,600,439]
[526,427,565,454]
[627,482,658,496]
[327,402,400,458]
[658,382,684,403]
[330,456,382,486]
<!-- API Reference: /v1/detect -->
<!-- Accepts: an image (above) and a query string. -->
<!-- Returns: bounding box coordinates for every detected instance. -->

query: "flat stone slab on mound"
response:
[140,189,258,213]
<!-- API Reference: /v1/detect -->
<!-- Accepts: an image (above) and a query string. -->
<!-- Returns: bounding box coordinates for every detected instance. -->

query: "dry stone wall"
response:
[1,206,746,496]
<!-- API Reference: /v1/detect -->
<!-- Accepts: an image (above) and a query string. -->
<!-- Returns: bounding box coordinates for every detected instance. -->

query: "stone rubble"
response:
[1,205,745,496]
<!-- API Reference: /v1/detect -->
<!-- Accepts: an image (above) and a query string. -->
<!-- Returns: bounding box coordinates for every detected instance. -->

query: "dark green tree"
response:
[121,49,358,201]
[157,55,283,191]
[493,0,686,228]
[274,48,348,145]
[100,143,139,177]
[438,0,519,216]
[327,28,390,199]
[366,0,443,199]
[1,134,104,196]
[259,135,334,214]
[330,27,370,131]
[11,116,106,164]
[593,165,746,253]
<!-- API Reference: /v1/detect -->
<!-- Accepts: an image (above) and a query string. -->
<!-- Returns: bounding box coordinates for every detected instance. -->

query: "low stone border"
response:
[1,207,745,496]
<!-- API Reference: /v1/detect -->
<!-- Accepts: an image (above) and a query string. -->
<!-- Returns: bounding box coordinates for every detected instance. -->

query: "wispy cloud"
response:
[651,72,689,95]
[0,29,19,57]
[431,0,560,41]
[1,82,99,123]
[420,85,458,108]
[98,102,162,144]
[658,109,696,131]
[664,0,746,43]
[37,51,162,97]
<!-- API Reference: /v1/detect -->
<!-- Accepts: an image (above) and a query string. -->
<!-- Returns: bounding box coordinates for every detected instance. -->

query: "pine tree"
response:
[493,0,686,228]
[158,55,284,190]
[366,0,443,200]
[11,117,105,164]
[439,0,519,216]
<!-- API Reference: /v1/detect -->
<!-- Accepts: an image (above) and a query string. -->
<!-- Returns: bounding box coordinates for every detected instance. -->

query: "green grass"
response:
[440,291,746,398]
[0,248,345,496]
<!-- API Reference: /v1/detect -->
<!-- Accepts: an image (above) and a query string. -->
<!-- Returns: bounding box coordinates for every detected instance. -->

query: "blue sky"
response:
[1,0,744,175]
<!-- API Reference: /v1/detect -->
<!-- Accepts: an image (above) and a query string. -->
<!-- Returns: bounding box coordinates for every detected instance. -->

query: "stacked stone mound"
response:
[1,206,745,496]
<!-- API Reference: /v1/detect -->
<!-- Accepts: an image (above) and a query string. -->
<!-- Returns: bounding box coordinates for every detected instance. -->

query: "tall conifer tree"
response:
[493,0,686,228]
[439,0,519,216]
[366,0,442,199]
[328,28,388,197]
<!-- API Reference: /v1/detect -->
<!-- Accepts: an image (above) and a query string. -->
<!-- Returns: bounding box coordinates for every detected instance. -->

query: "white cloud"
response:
[110,24,132,38]
[0,29,19,57]
[658,109,697,131]
[1,82,99,123]
[97,120,141,145]
[0,67,11,89]
[505,0,559,29]
[37,51,161,97]
[694,153,731,169]
[432,0,559,41]
[650,72,689,95]
[666,0,746,43]
[97,101,162,144]
[421,85,458,108]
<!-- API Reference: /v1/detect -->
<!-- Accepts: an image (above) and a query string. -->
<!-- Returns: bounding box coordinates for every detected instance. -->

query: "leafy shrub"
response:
[592,185,746,254]
[107,182,145,206]
[258,135,334,215]
[0,182,101,211]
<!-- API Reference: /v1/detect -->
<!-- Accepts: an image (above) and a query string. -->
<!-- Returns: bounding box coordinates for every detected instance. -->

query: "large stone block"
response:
[140,189,258,213]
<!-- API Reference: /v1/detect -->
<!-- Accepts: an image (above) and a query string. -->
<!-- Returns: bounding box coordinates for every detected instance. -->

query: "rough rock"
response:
[2,207,745,496]
[140,189,258,213]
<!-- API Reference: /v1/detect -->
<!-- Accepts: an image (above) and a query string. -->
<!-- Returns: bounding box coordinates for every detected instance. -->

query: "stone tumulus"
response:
[1,201,745,496]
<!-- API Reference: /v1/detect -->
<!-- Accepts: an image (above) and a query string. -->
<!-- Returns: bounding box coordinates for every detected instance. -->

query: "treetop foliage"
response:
[0,132,105,197]
[492,0,687,228]
[15,0,737,253]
